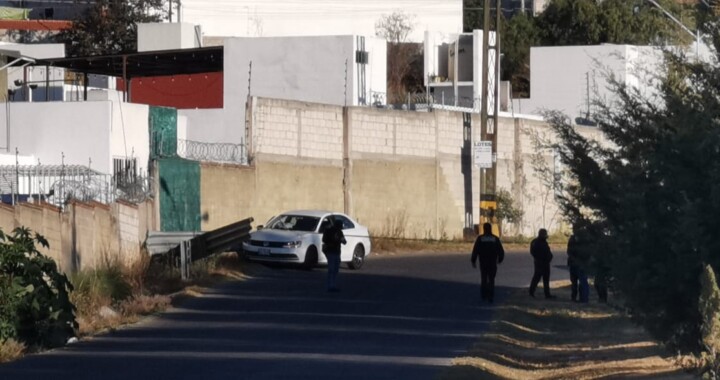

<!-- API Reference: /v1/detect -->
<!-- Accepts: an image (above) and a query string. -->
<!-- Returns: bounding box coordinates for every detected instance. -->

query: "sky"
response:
[179,0,463,42]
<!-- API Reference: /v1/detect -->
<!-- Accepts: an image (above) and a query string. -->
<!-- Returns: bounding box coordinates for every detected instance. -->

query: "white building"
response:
[424,30,500,113]
[180,34,387,144]
[177,0,463,43]
[512,44,666,122]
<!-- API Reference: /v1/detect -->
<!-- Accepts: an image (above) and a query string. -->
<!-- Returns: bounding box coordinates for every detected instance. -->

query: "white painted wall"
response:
[179,0,462,42]
[179,108,232,143]
[0,101,149,175]
[0,102,112,172]
[0,153,35,165]
[137,23,202,52]
[0,42,64,59]
[110,101,151,174]
[182,35,386,145]
[513,44,664,120]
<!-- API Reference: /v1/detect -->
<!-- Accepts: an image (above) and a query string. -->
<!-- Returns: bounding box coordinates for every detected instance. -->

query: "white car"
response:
[242,210,372,269]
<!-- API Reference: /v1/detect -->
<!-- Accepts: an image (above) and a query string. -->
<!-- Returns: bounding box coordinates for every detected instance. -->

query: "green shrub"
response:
[699,264,720,377]
[0,227,77,348]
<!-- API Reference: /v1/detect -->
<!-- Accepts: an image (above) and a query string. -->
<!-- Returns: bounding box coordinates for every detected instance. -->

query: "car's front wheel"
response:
[348,245,365,270]
[302,246,318,270]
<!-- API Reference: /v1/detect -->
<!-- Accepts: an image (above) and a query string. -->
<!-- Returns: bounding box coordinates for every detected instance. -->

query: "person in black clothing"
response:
[529,228,555,299]
[322,215,346,292]
[471,223,505,303]
[567,228,590,303]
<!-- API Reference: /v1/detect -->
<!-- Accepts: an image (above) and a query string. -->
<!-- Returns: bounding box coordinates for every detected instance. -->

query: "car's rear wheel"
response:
[348,245,365,270]
[302,246,318,270]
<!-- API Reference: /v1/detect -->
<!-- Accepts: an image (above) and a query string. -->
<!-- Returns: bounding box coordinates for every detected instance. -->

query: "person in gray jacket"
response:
[529,228,556,299]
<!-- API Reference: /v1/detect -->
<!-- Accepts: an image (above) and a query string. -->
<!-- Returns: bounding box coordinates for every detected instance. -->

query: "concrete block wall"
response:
[350,109,439,158]
[253,98,344,161]
[200,160,343,231]
[0,200,157,273]
[245,97,605,237]
[0,204,14,233]
[114,201,145,264]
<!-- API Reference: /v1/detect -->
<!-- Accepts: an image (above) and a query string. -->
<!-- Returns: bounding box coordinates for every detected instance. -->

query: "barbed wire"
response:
[177,139,248,164]
[0,164,153,208]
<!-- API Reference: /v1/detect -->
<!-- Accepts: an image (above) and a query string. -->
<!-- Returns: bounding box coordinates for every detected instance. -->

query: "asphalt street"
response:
[0,249,553,380]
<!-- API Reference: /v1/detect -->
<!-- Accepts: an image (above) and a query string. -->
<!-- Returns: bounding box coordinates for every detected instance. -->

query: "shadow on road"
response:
[0,253,521,380]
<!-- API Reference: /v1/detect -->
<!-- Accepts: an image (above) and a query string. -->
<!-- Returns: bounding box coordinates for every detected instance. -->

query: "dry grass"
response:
[371,237,566,255]
[71,251,248,337]
[439,280,695,380]
[0,339,25,363]
[372,237,474,254]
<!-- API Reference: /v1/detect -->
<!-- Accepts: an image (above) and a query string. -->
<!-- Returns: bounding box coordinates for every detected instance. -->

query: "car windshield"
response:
[266,215,320,232]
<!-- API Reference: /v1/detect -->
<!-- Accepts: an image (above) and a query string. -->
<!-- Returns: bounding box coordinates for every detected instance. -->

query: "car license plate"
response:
[258,248,270,256]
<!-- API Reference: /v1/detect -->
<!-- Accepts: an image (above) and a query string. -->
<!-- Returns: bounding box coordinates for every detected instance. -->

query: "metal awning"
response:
[33,46,224,78]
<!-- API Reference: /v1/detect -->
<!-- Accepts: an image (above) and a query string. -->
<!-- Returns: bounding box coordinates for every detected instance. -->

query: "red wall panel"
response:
[126,72,223,109]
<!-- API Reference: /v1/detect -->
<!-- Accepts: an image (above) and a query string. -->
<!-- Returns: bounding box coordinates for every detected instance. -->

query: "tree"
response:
[57,0,166,57]
[375,11,422,104]
[496,189,524,234]
[537,0,603,45]
[477,0,691,96]
[375,10,414,44]
[699,265,720,376]
[543,10,720,351]
[501,12,540,97]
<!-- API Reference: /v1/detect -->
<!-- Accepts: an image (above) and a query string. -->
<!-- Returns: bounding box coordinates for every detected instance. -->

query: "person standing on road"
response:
[471,223,505,303]
[322,215,346,293]
[567,227,590,303]
[529,228,556,299]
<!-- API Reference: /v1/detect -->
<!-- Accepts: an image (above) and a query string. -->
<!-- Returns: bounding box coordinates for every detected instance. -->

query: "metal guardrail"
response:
[149,217,254,280]
[146,231,203,256]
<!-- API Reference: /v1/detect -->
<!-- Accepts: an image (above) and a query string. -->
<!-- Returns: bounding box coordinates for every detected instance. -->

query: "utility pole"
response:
[479,0,501,235]
[169,0,173,22]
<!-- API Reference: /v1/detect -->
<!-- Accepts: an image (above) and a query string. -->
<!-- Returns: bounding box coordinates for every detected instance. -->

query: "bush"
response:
[699,265,720,377]
[0,227,77,348]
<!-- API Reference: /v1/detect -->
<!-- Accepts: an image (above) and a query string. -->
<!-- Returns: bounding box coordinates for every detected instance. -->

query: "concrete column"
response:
[342,107,352,216]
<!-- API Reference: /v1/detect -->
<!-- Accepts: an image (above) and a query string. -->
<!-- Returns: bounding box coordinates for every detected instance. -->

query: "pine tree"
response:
[544,9,720,351]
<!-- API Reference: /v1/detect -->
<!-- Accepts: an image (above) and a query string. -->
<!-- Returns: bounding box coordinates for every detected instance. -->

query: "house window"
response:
[113,157,137,186]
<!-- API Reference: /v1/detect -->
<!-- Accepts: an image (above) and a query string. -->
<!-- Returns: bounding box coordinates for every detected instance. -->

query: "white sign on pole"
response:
[473,141,493,168]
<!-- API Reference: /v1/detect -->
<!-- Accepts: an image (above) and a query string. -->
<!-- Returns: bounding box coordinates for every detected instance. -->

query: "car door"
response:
[332,214,358,261]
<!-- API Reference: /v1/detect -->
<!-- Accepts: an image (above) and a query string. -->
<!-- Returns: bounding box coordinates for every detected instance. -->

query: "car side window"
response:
[318,218,331,233]
[333,215,354,230]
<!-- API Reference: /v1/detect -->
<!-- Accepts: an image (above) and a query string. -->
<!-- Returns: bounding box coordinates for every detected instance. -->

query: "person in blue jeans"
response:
[567,227,590,303]
[322,216,346,292]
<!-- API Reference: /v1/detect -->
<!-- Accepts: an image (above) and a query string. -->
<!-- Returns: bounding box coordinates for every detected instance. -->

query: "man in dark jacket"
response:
[322,215,346,292]
[471,223,505,303]
[529,228,555,299]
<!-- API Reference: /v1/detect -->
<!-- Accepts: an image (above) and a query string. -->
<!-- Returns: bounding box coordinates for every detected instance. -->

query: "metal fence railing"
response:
[150,217,254,280]
[369,92,484,113]
[0,164,153,207]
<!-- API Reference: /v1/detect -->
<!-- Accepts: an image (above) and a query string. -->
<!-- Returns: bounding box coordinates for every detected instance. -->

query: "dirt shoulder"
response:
[438,280,695,380]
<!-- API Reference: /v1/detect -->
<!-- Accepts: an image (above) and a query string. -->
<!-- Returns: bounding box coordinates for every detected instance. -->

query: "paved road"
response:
[0,250,549,380]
